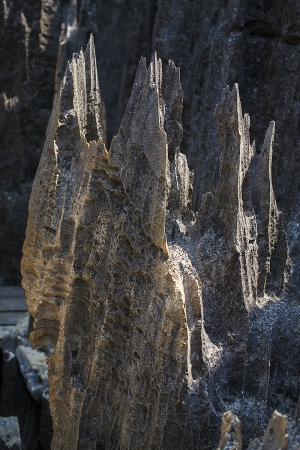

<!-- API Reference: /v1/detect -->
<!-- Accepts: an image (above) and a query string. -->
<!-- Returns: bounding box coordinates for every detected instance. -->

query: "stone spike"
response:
[116,56,148,139]
[213,84,257,308]
[109,54,175,254]
[214,84,255,218]
[163,58,193,219]
[163,59,183,159]
[216,411,242,450]
[84,34,103,141]
[150,51,162,87]
[149,52,164,129]
[21,37,107,349]
[70,49,87,133]
[66,34,102,143]
[192,85,253,437]
[251,120,290,298]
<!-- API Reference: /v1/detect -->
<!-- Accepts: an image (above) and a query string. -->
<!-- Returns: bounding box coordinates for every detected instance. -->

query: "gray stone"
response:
[0,417,21,450]
[15,345,48,403]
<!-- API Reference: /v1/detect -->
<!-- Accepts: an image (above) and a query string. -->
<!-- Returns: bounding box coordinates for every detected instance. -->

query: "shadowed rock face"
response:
[21,38,294,449]
[0,0,71,284]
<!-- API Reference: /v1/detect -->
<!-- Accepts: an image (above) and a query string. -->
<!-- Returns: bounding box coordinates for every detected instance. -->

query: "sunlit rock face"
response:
[21,38,292,450]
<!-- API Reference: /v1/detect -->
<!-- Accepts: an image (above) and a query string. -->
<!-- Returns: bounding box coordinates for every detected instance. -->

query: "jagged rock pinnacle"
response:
[21,39,291,449]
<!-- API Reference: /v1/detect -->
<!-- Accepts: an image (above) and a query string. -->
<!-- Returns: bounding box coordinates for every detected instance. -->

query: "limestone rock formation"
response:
[0,1,298,449]
[0,416,22,450]
[216,409,300,450]
[216,411,242,450]
[21,37,293,449]
[248,410,288,450]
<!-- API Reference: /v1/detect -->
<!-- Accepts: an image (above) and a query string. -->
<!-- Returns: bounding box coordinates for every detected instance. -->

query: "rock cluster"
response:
[21,38,294,449]
[216,409,300,450]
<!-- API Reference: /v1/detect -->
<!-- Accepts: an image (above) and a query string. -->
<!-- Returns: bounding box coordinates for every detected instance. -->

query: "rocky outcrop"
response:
[21,38,294,449]
[248,410,288,450]
[216,409,300,450]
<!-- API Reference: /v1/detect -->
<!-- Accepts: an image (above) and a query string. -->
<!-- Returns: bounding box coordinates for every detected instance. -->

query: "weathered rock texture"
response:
[21,38,295,449]
[216,409,300,450]
[216,411,242,450]
[0,416,22,450]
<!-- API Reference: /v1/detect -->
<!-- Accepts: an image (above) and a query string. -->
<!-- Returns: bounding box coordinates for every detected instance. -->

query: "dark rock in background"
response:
[0,0,67,284]
[0,334,52,449]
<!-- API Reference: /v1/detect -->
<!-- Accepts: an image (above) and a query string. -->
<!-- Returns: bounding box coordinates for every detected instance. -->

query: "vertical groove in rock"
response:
[22,39,291,449]
[251,121,291,299]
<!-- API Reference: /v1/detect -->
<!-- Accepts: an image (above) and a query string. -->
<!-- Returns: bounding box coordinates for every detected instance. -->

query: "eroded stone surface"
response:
[218,410,290,450]
[216,411,242,450]
[0,416,22,450]
[22,38,291,449]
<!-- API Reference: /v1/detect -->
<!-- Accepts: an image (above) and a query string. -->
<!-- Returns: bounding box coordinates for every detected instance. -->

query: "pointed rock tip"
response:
[166,59,181,83]
[214,83,241,120]
[85,34,95,56]
[88,33,94,46]
[168,59,176,68]
[151,51,159,65]
[261,121,275,156]
[266,120,276,140]
[137,56,147,72]
[149,51,162,86]
[81,35,97,72]
[130,57,147,87]
[166,59,180,76]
